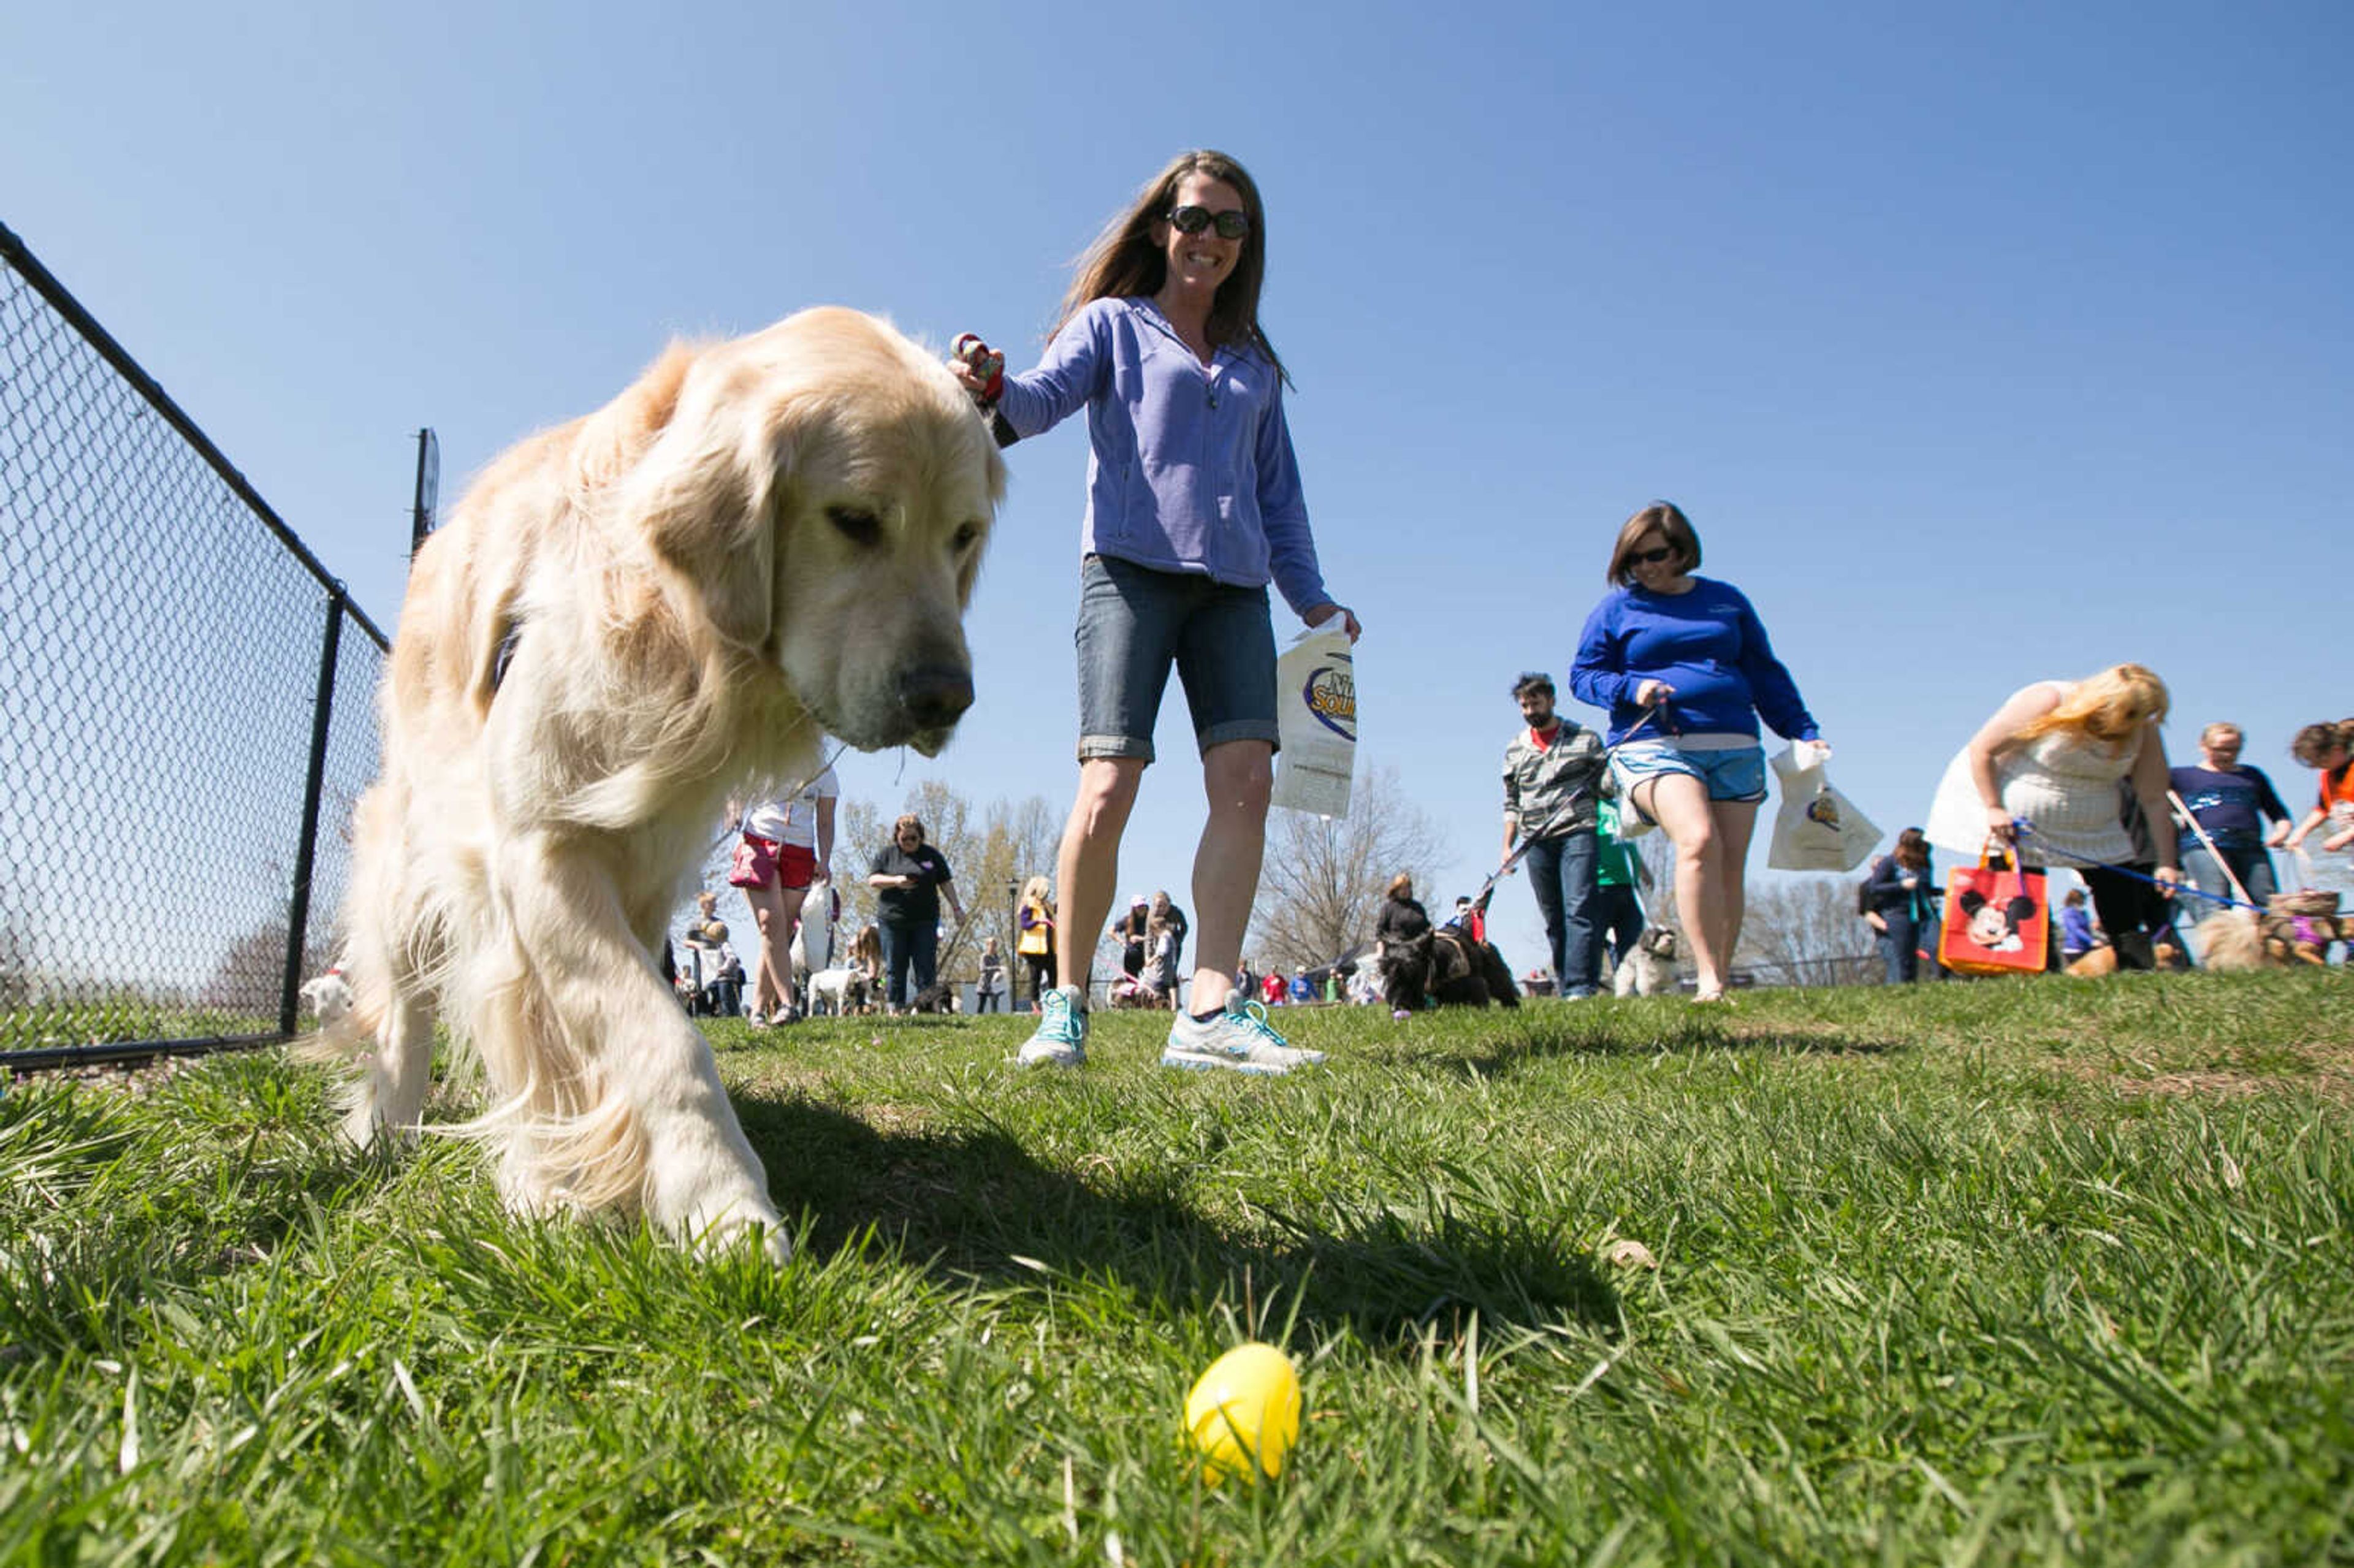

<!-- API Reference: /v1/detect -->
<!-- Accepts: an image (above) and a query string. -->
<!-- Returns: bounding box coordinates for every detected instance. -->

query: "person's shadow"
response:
[731,1094,1619,1345]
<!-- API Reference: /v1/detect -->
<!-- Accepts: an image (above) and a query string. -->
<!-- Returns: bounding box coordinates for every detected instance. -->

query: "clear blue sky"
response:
[6,1,2348,976]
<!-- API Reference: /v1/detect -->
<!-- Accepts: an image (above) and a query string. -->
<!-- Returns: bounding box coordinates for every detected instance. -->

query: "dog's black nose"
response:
[896,664,974,730]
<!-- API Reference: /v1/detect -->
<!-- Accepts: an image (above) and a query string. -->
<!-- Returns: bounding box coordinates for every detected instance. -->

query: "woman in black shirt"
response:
[867,815,965,1012]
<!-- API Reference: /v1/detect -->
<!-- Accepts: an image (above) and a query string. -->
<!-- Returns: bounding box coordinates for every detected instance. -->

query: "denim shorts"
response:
[1610,739,1769,808]
[1075,554,1279,763]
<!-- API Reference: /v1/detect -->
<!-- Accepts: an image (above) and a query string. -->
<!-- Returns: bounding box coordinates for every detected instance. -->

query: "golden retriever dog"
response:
[314,308,1004,1260]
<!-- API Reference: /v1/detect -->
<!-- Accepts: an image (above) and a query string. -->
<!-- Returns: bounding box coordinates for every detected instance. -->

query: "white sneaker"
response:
[1016,985,1089,1068]
[1162,995,1325,1076]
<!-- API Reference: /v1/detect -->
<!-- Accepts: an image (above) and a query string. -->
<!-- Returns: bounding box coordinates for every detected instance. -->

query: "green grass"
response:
[3,972,2350,1565]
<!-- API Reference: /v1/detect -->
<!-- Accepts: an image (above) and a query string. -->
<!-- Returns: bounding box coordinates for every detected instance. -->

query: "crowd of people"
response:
[676,687,2347,1022]
[1872,698,2342,980]
[666,143,2340,1055]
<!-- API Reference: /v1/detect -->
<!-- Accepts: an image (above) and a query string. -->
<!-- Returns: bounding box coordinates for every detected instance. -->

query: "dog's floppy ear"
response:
[628,363,791,652]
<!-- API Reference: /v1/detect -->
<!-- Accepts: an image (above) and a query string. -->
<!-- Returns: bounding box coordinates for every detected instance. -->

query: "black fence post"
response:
[281,587,348,1035]
[410,426,438,559]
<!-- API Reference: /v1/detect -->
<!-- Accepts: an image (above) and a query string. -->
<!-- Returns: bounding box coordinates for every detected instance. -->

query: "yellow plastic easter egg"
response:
[1183,1342,1301,1483]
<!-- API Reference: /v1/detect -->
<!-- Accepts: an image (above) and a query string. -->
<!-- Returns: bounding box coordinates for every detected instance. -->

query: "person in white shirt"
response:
[729,764,838,1024]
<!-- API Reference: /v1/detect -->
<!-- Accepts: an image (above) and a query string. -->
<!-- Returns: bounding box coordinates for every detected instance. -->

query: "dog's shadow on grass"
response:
[732,1094,1619,1346]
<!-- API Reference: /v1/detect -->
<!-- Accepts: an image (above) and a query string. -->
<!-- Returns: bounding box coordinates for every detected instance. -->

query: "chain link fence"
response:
[1,221,388,1060]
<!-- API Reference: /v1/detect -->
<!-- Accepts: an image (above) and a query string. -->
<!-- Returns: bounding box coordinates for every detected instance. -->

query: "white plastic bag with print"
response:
[1766,740,1880,873]
[1269,619,1355,816]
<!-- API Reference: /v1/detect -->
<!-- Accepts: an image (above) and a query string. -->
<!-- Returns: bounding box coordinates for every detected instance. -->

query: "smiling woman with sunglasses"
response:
[1570,501,1826,1003]
[947,149,1358,1076]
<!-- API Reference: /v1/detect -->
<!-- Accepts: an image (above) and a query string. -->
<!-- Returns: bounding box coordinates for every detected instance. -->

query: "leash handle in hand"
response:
[1478,701,1665,906]
[951,334,1005,403]
[950,333,1019,449]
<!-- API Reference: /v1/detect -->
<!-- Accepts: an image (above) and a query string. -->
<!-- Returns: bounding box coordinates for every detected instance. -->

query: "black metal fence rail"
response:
[0,219,387,1071]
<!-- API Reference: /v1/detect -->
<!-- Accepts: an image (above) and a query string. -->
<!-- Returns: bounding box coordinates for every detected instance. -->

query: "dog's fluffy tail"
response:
[2195,911,2266,972]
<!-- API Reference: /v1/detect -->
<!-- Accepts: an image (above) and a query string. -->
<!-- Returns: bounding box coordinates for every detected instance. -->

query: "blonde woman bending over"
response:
[1925,664,2179,970]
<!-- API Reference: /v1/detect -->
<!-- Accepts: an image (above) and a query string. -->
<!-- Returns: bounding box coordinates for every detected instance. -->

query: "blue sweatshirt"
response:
[996,296,1331,618]
[1571,577,1818,746]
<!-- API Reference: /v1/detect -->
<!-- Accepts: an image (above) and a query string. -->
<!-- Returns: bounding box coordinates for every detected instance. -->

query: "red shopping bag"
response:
[1939,845,2049,976]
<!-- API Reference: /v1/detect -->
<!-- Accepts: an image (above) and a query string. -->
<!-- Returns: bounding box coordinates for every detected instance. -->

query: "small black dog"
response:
[908,981,958,1015]
[1381,927,1522,1012]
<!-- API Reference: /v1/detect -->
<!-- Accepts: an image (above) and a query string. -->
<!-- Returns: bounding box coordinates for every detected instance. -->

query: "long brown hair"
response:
[1051,150,1289,385]
[2291,720,2354,767]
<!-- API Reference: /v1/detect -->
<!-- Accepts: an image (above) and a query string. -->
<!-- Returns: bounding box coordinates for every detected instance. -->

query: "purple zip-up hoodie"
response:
[995,296,1331,618]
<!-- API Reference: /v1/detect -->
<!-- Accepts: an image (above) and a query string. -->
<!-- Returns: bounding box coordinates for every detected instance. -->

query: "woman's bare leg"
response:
[1055,758,1147,994]
[1187,740,1274,1013]
[1634,773,1731,997]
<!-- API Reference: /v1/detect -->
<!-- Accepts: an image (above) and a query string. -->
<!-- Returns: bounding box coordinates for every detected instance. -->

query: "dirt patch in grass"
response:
[2046,1039,2354,1101]
[7,1054,210,1097]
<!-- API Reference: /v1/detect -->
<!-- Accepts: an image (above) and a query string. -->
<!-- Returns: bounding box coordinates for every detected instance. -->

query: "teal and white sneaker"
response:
[1016,984,1089,1068]
[1161,994,1325,1076]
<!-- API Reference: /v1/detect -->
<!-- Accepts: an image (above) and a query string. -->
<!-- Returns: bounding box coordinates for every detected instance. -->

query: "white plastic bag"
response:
[1269,620,1355,816]
[1766,741,1880,872]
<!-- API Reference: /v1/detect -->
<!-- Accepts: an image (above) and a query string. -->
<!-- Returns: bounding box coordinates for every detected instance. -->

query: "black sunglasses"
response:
[1168,204,1251,240]
[1631,545,1678,565]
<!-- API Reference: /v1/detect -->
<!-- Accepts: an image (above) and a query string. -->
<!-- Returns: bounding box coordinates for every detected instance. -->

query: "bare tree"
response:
[899,780,1062,983]
[1734,873,1882,987]
[835,796,885,933]
[1632,828,1679,935]
[1250,764,1449,972]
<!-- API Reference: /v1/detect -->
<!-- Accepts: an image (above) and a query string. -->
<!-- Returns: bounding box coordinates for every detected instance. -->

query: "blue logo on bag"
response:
[1301,663,1356,740]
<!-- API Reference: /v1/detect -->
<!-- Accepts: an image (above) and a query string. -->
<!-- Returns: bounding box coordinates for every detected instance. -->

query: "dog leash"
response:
[1470,702,1666,910]
[2006,820,2266,914]
[710,737,853,858]
[2166,788,2259,910]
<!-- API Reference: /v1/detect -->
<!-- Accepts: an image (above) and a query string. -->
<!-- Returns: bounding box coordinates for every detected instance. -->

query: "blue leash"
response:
[2007,821,2270,915]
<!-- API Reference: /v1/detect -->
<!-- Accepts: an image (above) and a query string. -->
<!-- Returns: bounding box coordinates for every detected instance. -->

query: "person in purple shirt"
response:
[950,150,1358,1077]
[1571,501,1826,1005]
[2169,721,2292,919]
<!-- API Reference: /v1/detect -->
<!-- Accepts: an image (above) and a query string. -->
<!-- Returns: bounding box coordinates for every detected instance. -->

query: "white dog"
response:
[298,968,354,1030]
[311,308,1003,1260]
[805,966,871,1018]
[1612,927,1681,997]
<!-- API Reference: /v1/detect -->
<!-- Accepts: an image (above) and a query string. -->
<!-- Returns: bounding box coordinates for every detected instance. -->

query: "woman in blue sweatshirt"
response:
[1571,502,1825,1003]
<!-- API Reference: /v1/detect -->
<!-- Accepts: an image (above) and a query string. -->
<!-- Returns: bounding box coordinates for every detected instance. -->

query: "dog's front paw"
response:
[669,1190,790,1266]
[695,1207,792,1266]
[646,1133,789,1265]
